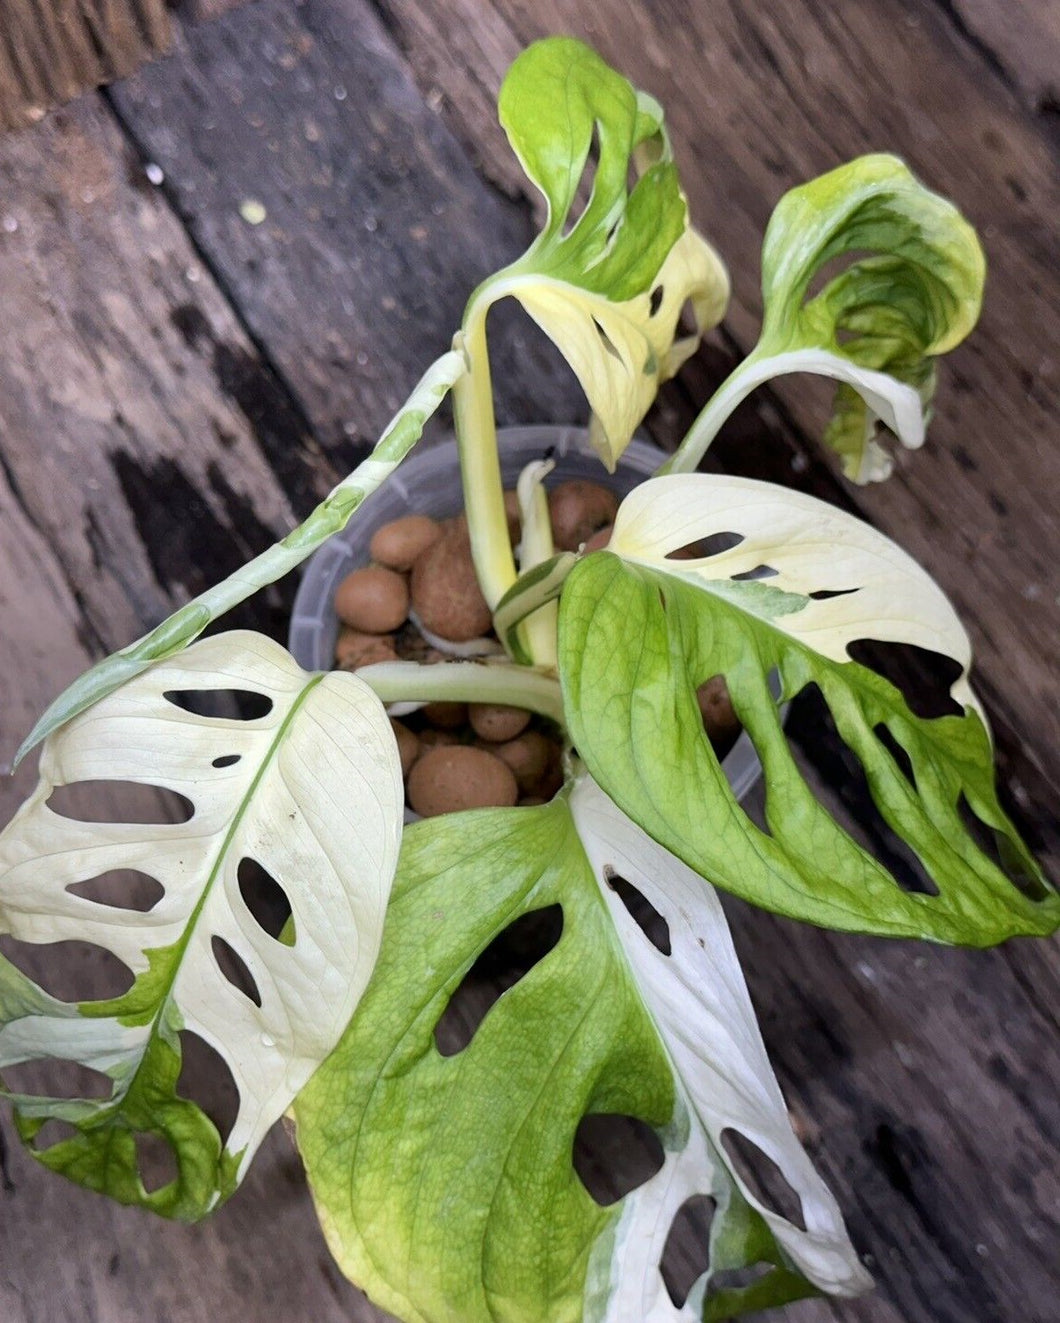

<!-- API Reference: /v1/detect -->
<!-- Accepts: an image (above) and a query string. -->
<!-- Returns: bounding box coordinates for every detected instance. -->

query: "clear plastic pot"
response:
[289,426,764,802]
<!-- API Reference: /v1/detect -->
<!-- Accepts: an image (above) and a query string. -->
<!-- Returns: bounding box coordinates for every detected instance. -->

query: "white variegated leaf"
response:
[513,229,729,470]
[0,630,403,1218]
[607,472,978,715]
[571,777,871,1319]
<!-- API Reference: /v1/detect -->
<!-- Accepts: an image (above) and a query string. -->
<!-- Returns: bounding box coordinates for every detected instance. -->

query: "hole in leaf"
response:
[177,1031,239,1144]
[434,905,563,1057]
[0,935,135,1003]
[804,248,876,302]
[136,1131,178,1193]
[957,795,1048,902]
[730,564,778,581]
[648,285,665,316]
[604,869,671,955]
[211,935,262,1008]
[212,754,241,769]
[720,1129,806,1230]
[696,675,742,760]
[66,869,164,913]
[666,530,744,561]
[845,639,964,719]
[46,781,194,824]
[238,858,295,944]
[561,124,600,236]
[788,685,938,895]
[0,1057,113,1100]
[676,296,699,338]
[809,586,860,601]
[661,1194,716,1308]
[30,1118,79,1151]
[572,1113,665,1206]
[874,724,916,787]
[164,688,273,720]
[709,1262,773,1293]
[592,317,623,362]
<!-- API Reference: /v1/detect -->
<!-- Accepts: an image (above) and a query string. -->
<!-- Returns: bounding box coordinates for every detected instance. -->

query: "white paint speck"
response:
[145,162,164,186]
[239,199,268,226]
[333,84,347,101]
[1,214,18,233]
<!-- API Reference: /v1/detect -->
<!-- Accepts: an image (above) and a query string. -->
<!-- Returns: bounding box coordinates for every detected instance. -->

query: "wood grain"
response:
[0,1,1057,1321]
[0,0,172,130]
[108,0,584,458]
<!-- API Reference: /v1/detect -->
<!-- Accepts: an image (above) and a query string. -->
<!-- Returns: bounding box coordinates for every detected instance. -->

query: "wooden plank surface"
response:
[0,0,172,131]
[0,1,1057,1321]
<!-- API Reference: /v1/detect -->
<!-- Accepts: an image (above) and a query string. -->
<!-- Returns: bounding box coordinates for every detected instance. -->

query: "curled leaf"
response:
[668,155,984,480]
[470,37,729,470]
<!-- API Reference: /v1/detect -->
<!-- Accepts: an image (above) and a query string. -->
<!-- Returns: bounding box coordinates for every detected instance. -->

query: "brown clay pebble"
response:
[335,627,397,670]
[407,746,518,817]
[389,719,420,777]
[410,523,492,642]
[548,481,619,552]
[583,524,613,552]
[494,730,552,792]
[334,566,409,633]
[696,675,741,749]
[532,749,565,802]
[469,703,531,743]
[369,515,441,572]
[422,700,467,729]
[418,728,461,753]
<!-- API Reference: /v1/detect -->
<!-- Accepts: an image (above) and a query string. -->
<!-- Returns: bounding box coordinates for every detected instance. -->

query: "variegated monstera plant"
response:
[2,36,1056,1323]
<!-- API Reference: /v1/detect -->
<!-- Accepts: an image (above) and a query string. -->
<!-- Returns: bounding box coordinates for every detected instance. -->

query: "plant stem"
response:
[657,351,768,475]
[452,297,519,610]
[15,351,466,766]
[515,459,559,669]
[357,660,565,727]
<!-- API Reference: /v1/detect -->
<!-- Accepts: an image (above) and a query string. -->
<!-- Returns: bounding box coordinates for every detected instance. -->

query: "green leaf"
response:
[469,38,729,470]
[558,475,1057,944]
[295,783,869,1322]
[667,155,985,481]
[0,632,403,1218]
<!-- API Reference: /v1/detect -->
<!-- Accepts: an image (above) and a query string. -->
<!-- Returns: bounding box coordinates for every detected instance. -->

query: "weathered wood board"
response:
[0,1,1057,1321]
[0,0,253,132]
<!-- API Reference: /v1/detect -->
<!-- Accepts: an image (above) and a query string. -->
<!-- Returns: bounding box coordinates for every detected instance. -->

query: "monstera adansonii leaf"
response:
[295,779,871,1323]
[559,475,1057,944]
[0,632,403,1219]
[464,36,729,471]
[666,154,985,482]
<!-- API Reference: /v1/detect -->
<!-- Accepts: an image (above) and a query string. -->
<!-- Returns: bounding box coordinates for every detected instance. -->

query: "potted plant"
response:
[0,35,1055,1323]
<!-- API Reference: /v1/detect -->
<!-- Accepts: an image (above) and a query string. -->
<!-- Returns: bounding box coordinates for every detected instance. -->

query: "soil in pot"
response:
[328,480,741,818]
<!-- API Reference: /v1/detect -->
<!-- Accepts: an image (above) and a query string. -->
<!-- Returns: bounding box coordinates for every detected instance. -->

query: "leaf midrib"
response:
[90,673,326,1136]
